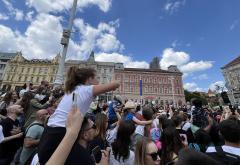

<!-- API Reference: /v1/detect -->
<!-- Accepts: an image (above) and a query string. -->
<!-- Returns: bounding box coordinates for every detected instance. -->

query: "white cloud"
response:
[0,13,63,59]
[0,25,18,51]
[171,40,180,48]
[180,61,213,74]
[230,19,239,31]
[2,0,24,21]
[0,13,9,20]
[209,81,227,92]
[184,82,204,92]
[193,74,208,80]
[160,48,214,76]
[95,52,149,68]
[160,48,190,69]
[73,18,124,58]
[25,11,34,22]
[15,9,24,21]
[96,34,123,52]
[164,0,186,14]
[0,11,124,61]
[25,0,112,13]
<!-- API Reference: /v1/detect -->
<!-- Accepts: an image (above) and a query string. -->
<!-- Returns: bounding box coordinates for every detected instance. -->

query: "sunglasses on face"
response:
[146,151,160,161]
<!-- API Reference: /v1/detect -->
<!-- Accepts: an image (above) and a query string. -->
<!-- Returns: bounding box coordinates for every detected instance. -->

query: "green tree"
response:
[184,90,208,105]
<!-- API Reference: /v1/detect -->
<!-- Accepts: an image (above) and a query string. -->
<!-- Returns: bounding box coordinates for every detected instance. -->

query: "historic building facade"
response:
[1,52,59,92]
[0,52,17,85]
[114,66,186,107]
[1,52,123,101]
[221,56,240,105]
[1,52,185,106]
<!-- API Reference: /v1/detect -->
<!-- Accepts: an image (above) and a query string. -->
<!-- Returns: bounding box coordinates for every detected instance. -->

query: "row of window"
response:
[117,75,181,84]
[9,66,57,75]
[130,99,183,106]
[5,75,55,83]
[97,67,113,74]
[123,86,182,94]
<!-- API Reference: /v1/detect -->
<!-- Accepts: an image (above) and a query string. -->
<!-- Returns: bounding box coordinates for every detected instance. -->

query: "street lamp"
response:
[54,0,78,87]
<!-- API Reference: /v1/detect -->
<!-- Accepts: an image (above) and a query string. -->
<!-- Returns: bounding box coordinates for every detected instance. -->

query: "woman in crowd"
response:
[110,120,136,165]
[123,101,152,125]
[134,137,160,165]
[88,113,109,152]
[160,127,184,165]
[38,66,120,164]
[0,91,13,116]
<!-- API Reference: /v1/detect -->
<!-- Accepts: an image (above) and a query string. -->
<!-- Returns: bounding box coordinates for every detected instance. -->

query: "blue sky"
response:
[0,0,239,92]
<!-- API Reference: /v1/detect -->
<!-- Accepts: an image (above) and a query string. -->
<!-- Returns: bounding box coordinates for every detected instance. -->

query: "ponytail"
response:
[65,66,96,93]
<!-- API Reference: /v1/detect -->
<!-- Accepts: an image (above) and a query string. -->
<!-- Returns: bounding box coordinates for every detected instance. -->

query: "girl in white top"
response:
[48,66,120,127]
[38,66,119,164]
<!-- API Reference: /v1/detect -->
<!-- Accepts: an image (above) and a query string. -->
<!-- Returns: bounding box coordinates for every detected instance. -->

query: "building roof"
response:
[117,68,182,75]
[222,56,240,69]
[0,52,17,60]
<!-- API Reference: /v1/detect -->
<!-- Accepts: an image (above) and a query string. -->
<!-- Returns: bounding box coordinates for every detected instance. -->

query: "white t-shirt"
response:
[0,125,4,143]
[182,122,191,131]
[48,85,93,127]
[135,125,144,136]
[206,145,240,156]
[31,154,39,165]
[109,149,135,165]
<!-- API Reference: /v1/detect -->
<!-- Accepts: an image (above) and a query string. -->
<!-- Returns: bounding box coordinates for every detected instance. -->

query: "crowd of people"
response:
[0,66,239,165]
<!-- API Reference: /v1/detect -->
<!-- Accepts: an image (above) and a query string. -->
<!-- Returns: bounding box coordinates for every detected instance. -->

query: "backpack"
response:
[13,123,44,165]
[24,123,44,137]
[188,143,201,152]
[208,146,240,165]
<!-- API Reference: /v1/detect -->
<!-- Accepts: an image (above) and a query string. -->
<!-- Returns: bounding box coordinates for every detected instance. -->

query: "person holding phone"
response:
[38,66,119,164]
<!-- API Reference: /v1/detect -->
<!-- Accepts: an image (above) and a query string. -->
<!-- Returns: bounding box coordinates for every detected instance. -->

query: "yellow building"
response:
[1,52,60,91]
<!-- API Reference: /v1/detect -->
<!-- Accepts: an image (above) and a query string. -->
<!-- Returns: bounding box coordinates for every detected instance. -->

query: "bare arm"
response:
[1,132,23,143]
[24,137,40,148]
[93,81,120,97]
[132,117,152,126]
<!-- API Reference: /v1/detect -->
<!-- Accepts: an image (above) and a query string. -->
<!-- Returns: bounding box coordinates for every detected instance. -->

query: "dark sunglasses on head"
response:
[146,151,160,161]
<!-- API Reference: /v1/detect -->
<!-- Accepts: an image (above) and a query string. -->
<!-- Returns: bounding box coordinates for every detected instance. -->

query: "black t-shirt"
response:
[0,117,23,159]
[66,143,95,165]
[88,136,108,151]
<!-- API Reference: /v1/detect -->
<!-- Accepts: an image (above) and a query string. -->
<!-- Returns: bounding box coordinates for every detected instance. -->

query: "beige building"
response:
[221,56,240,105]
[1,52,60,92]
[0,52,17,85]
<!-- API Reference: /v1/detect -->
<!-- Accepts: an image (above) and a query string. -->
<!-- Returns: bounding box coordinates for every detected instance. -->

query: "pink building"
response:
[114,66,186,107]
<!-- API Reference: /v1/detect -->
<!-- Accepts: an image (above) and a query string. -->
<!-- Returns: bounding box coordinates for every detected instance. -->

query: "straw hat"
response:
[124,101,136,109]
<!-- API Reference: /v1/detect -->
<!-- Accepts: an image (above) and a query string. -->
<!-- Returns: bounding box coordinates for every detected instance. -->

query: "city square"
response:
[0,0,239,165]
